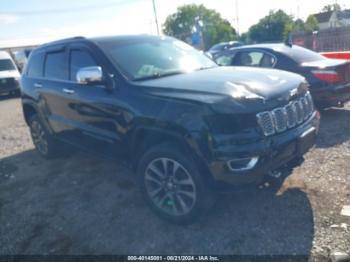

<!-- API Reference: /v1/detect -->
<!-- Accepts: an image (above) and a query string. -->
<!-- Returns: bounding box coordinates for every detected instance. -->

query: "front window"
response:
[44,51,68,80]
[99,37,217,81]
[0,59,16,71]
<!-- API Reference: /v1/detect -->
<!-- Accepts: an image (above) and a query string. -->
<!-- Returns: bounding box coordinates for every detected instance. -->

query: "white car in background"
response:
[0,51,21,96]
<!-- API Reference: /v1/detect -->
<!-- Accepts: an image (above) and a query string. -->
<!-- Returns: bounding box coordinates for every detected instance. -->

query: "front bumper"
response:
[0,78,20,95]
[312,83,350,108]
[207,111,320,186]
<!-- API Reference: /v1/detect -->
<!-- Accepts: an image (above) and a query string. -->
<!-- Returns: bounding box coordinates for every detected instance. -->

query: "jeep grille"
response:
[257,92,314,136]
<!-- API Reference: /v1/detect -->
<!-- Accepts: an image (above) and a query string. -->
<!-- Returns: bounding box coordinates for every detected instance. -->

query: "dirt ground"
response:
[0,96,349,258]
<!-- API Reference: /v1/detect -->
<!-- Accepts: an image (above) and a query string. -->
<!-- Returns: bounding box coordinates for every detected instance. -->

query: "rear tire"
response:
[137,143,216,225]
[29,115,61,159]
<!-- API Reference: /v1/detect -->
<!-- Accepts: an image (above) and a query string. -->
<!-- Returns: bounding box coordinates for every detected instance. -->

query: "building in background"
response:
[313,9,350,30]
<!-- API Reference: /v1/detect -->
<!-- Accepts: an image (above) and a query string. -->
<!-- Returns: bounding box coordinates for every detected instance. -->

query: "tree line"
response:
[163,3,343,49]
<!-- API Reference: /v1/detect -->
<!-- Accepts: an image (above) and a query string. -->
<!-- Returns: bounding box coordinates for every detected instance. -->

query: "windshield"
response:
[99,37,217,81]
[0,59,16,71]
[210,43,225,51]
[283,46,326,63]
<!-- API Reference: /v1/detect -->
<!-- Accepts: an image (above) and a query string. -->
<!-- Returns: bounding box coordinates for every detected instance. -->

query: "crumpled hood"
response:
[0,70,20,79]
[137,66,305,103]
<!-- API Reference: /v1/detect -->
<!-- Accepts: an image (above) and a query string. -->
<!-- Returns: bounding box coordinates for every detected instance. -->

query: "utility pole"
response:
[235,0,240,35]
[296,0,300,19]
[152,0,160,35]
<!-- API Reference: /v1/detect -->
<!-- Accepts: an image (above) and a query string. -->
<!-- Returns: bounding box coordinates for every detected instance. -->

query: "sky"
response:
[0,0,349,48]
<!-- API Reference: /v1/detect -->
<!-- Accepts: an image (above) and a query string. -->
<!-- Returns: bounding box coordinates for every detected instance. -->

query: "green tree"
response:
[248,10,294,43]
[287,16,319,33]
[305,15,319,31]
[293,19,306,32]
[322,3,341,12]
[163,4,237,50]
[239,32,249,44]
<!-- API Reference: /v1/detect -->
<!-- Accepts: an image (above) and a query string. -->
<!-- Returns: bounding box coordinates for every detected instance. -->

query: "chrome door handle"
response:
[34,83,42,88]
[63,88,75,94]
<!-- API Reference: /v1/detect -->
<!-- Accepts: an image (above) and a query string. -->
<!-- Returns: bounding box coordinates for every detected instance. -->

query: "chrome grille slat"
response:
[294,101,304,124]
[285,104,296,128]
[272,108,287,133]
[257,92,314,136]
[257,112,275,136]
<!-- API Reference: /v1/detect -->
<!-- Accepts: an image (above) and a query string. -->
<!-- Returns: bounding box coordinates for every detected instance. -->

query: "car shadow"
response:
[0,150,314,258]
[316,107,350,148]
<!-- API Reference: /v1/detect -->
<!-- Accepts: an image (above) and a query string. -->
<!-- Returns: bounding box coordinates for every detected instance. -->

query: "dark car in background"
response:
[214,44,350,109]
[21,35,319,224]
[207,41,243,56]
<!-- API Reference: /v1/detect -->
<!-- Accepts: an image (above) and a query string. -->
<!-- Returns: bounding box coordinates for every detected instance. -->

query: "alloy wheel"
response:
[144,158,197,216]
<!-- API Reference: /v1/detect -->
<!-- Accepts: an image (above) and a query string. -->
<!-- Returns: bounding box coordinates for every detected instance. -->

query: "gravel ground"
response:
[0,96,349,258]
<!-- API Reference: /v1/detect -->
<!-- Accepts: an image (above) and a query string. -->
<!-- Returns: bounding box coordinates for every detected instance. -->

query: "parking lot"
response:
[0,96,349,257]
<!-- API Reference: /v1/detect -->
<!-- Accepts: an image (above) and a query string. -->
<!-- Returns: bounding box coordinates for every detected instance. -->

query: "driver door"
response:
[63,45,123,156]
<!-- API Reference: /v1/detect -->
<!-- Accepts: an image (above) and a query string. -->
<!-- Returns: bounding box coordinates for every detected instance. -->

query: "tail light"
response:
[312,70,342,84]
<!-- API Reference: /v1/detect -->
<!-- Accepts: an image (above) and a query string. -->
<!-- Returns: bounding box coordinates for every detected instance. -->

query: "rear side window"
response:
[44,51,68,80]
[69,50,98,81]
[27,52,44,78]
[233,51,276,68]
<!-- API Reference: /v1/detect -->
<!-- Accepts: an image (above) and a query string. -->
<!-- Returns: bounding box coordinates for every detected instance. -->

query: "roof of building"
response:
[313,9,350,24]
[313,11,333,23]
[337,9,350,20]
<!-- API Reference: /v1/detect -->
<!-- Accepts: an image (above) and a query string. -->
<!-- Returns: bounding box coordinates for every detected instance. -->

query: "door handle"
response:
[63,88,75,94]
[34,83,43,88]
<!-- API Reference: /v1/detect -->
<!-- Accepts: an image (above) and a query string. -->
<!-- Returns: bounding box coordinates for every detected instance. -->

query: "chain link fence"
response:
[291,26,350,52]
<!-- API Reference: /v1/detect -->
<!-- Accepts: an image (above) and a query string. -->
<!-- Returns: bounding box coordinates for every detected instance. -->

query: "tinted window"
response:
[70,50,98,81]
[27,52,44,78]
[44,51,68,80]
[234,51,276,68]
[0,59,16,71]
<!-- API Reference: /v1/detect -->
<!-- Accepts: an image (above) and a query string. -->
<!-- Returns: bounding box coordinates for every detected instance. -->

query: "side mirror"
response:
[76,66,103,84]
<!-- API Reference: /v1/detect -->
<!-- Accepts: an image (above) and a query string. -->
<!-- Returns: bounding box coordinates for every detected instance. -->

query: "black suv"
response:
[21,35,320,224]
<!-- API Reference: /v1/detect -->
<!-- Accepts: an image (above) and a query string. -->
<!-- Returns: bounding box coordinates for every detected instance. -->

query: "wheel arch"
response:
[22,102,38,126]
[128,126,215,185]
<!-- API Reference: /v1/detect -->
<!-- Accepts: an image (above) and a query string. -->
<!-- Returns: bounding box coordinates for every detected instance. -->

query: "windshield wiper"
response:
[195,65,218,71]
[133,71,185,81]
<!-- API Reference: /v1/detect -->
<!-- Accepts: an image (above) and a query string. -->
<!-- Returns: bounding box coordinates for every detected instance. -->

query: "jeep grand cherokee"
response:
[20,35,320,224]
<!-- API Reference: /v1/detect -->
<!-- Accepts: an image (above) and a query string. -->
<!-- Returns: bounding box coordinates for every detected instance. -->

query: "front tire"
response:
[138,143,215,224]
[29,115,60,159]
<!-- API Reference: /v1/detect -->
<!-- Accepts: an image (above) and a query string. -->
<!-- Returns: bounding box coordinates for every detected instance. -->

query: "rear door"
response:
[38,46,80,141]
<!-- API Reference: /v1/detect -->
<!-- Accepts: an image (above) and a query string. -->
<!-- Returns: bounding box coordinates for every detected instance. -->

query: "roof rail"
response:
[38,36,87,48]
